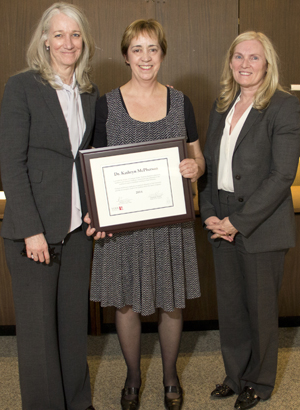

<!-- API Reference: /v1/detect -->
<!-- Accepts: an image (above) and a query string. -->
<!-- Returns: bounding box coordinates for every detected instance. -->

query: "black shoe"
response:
[211,383,235,398]
[85,406,95,410]
[121,387,140,410]
[164,385,183,410]
[234,386,260,410]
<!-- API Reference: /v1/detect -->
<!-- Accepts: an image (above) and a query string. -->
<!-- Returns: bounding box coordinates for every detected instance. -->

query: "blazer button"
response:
[235,175,241,180]
[238,197,244,202]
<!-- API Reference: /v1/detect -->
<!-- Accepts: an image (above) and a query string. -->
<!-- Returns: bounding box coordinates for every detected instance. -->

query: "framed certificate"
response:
[80,137,195,233]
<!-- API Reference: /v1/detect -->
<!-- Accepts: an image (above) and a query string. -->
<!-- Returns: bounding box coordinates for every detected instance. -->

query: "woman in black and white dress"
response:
[85,19,205,410]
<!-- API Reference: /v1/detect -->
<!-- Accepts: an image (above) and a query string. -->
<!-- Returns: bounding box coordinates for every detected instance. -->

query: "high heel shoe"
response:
[164,384,183,410]
[121,387,140,410]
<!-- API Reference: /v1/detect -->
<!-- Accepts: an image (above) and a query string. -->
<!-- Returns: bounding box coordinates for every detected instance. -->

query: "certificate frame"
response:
[80,137,195,233]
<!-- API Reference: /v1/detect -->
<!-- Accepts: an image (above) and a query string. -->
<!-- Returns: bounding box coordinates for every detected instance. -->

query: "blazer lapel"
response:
[212,91,262,158]
[234,108,261,151]
[213,116,226,167]
[79,92,92,150]
[37,79,69,135]
[37,75,95,155]
[212,97,238,167]
[36,78,73,155]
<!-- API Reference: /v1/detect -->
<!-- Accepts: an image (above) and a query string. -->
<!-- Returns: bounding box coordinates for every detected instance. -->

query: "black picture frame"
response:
[80,137,195,233]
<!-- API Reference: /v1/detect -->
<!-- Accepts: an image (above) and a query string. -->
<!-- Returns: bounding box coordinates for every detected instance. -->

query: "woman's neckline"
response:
[118,86,171,124]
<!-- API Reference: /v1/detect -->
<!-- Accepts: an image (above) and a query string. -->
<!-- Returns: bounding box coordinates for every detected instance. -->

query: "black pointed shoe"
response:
[121,387,140,410]
[211,383,235,398]
[85,406,95,410]
[164,385,183,410]
[234,386,260,410]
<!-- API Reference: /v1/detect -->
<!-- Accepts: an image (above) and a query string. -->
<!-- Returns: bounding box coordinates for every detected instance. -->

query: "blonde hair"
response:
[121,19,167,65]
[26,2,95,93]
[217,31,286,112]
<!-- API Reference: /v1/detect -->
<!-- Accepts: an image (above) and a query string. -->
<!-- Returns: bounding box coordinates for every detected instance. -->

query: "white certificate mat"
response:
[80,137,195,233]
[90,146,186,226]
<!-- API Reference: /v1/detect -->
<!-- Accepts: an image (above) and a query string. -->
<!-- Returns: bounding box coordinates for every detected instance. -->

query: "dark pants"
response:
[213,191,286,400]
[5,227,93,410]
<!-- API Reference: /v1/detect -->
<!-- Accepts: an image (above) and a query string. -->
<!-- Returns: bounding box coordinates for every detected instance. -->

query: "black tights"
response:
[115,306,183,399]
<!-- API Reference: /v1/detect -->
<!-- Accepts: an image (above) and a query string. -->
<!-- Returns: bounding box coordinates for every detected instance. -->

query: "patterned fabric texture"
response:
[90,88,201,316]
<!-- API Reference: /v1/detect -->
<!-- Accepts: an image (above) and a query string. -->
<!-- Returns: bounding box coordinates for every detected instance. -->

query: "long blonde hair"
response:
[217,31,286,112]
[26,2,95,93]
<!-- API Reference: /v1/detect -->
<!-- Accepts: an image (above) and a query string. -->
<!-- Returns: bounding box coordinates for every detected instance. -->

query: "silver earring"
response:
[46,46,50,51]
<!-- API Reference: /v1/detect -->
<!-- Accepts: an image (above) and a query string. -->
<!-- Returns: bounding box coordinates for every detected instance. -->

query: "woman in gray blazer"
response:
[0,3,98,409]
[199,32,300,410]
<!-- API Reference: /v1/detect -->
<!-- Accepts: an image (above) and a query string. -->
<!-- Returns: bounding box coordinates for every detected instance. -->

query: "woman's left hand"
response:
[84,213,113,239]
[206,216,238,241]
[24,233,50,263]
[179,158,199,182]
[180,140,205,182]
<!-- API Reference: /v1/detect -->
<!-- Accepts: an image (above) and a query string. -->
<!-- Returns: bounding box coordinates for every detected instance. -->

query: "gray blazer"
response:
[199,90,300,253]
[0,71,99,243]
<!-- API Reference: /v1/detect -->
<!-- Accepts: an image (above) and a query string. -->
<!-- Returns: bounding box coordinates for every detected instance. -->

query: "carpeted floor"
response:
[0,328,300,409]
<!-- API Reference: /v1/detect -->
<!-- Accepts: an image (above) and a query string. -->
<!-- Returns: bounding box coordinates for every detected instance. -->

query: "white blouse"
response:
[55,74,86,232]
[218,95,253,192]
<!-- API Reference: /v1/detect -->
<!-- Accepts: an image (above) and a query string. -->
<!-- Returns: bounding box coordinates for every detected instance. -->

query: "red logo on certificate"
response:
[119,206,123,210]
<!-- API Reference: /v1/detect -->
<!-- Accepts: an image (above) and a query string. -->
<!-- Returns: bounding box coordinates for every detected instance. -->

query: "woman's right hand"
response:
[205,216,234,243]
[84,213,113,239]
[24,233,50,264]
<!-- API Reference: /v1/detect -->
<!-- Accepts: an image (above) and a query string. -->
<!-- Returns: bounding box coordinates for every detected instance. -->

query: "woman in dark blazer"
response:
[199,31,300,410]
[0,3,98,409]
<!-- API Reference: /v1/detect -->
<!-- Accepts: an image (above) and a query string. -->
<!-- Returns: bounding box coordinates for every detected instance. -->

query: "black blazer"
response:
[0,71,99,243]
[199,90,300,253]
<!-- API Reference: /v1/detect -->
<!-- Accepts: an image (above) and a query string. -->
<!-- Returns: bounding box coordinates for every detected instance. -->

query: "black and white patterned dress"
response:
[90,87,201,316]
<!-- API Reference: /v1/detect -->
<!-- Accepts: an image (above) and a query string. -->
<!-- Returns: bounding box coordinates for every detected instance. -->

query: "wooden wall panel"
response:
[90,0,238,326]
[0,0,57,100]
[0,0,57,324]
[74,0,158,328]
[0,0,56,189]
[280,214,300,316]
[0,0,238,328]
[239,0,300,88]
[0,221,15,325]
[1,0,300,331]
[156,0,238,322]
[156,0,238,146]
[239,0,300,321]
[74,0,156,96]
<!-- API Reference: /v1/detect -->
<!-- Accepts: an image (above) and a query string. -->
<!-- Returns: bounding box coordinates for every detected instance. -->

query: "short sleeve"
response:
[184,95,199,143]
